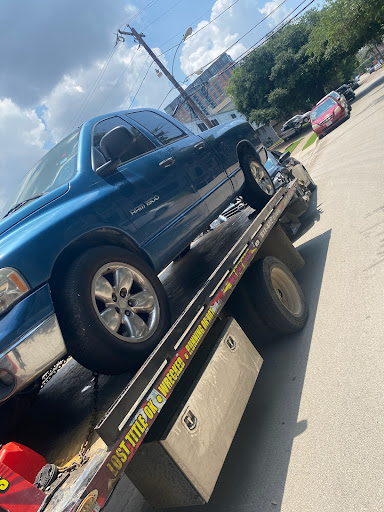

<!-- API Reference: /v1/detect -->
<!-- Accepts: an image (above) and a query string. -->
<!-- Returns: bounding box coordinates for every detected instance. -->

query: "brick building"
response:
[164,53,234,123]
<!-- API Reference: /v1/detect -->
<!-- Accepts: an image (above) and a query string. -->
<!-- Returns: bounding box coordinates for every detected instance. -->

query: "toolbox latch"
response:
[183,410,198,432]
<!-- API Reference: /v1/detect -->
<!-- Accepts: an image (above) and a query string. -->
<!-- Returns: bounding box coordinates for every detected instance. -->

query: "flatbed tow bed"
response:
[0,180,305,512]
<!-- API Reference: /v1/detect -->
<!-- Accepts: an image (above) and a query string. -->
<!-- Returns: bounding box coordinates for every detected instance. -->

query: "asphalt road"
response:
[105,70,384,511]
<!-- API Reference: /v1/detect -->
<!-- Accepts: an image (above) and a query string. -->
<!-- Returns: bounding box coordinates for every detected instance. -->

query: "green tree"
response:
[227,9,357,125]
[308,0,384,59]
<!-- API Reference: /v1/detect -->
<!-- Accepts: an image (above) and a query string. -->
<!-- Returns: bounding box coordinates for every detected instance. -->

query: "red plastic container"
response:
[0,442,46,484]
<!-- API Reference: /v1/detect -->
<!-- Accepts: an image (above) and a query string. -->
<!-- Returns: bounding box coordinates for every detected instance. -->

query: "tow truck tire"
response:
[241,154,275,211]
[302,165,316,192]
[248,256,308,333]
[54,246,171,375]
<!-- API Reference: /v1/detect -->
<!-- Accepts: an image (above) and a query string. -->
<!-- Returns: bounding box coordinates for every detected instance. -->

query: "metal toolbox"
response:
[126,318,263,508]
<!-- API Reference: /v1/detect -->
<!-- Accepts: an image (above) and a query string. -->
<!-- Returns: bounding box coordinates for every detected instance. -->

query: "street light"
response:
[171,27,192,76]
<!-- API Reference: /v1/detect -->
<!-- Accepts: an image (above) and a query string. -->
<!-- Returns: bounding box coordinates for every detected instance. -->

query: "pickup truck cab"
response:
[0,109,277,404]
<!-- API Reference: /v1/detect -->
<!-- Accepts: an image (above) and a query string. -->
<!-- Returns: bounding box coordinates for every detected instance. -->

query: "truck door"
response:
[92,115,206,270]
[126,111,233,218]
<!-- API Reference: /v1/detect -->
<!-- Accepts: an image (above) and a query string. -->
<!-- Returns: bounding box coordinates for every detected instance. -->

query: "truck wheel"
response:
[247,256,308,333]
[241,154,275,211]
[54,246,170,375]
[302,165,316,192]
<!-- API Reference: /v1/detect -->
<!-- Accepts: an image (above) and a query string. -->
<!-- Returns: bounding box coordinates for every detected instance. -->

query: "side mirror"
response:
[278,151,291,164]
[100,126,134,161]
[96,126,134,177]
[257,146,268,165]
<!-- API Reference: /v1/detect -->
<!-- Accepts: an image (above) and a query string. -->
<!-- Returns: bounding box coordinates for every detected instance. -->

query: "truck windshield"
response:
[2,130,79,218]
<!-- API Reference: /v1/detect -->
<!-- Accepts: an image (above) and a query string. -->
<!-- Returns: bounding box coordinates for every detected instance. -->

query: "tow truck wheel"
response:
[248,256,308,333]
[241,154,275,211]
[300,165,316,192]
[54,246,170,375]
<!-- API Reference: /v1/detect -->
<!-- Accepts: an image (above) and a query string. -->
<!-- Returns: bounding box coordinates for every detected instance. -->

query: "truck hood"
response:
[0,184,70,237]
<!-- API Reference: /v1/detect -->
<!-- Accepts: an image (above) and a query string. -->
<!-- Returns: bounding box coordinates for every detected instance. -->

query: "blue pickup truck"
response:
[0,108,301,404]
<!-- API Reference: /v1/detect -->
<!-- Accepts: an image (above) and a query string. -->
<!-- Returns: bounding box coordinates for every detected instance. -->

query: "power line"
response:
[120,54,152,109]
[127,61,155,109]
[183,0,289,80]
[226,0,316,69]
[158,86,175,109]
[156,0,243,59]
[96,46,141,115]
[156,0,228,49]
[142,0,186,31]
[156,0,291,108]
[59,45,119,139]
[118,0,161,30]
[157,0,316,111]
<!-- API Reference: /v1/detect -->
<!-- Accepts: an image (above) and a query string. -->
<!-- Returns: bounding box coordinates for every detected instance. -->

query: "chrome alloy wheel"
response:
[91,263,160,343]
[250,161,274,195]
[270,267,304,317]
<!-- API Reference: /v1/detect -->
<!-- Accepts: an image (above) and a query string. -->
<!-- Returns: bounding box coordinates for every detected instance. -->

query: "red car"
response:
[310,96,349,138]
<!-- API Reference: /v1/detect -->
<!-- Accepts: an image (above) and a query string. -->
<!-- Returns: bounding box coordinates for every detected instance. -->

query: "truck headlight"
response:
[0,268,30,315]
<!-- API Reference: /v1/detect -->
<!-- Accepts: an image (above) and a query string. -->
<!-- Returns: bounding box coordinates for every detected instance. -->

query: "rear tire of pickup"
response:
[241,154,275,211]
[247,256,308,333]
[54,246,171,375]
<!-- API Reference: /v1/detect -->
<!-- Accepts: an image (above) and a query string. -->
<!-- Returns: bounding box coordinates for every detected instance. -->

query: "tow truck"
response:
[0,178,311,512]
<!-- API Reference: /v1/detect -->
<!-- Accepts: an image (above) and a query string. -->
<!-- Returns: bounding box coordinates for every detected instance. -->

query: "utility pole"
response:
[118,26,213,128]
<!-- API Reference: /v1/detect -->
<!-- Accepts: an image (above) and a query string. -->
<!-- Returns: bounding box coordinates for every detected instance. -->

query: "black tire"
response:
[241,154,275,211]
[302,165,316,192]
[53,246,171,375]
[245,256,308,333]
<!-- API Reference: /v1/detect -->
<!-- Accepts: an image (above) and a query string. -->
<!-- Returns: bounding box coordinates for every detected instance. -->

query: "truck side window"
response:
[92,116,155,170]
[126,111,185,146]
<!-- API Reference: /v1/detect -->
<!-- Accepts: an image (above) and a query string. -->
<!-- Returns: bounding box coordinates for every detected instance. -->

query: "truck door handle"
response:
[194,141,206,150]
[159,157,175,168]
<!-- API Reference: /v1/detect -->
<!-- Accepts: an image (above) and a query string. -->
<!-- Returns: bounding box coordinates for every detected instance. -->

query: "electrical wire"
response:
[155,0,243,59]
[127,61,155,109]
[156,0,316,110]
[156,0,228,49]
[118,0,161,30]
[59,45,119,139]
[142,0,186,31]
[221,0,316,70]
[183,0,290,80]
[158,86,175,109]
[96,46,141,115]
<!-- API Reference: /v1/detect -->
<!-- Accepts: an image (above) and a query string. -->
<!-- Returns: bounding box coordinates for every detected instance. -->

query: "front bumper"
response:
[0,284,67,402]
[315,112,347,136]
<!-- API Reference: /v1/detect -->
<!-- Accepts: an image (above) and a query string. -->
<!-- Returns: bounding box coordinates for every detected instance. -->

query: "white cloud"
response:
[180,0,247,76]
[0,99,47,210]
[259,0,290,27]
[41,45,176,141]
[179,0,291,77]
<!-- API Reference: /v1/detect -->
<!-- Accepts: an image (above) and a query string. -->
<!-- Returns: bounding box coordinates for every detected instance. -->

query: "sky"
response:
[0,0,324,210]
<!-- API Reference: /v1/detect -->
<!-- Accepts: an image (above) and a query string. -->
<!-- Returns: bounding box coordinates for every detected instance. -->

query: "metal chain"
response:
[57,372,100,473]
[40,359,100,474]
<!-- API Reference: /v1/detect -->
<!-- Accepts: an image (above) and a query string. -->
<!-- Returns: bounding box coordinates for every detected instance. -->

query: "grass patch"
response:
[267,138,283,150]
[302,132,318,150]
[284,137,303,153]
